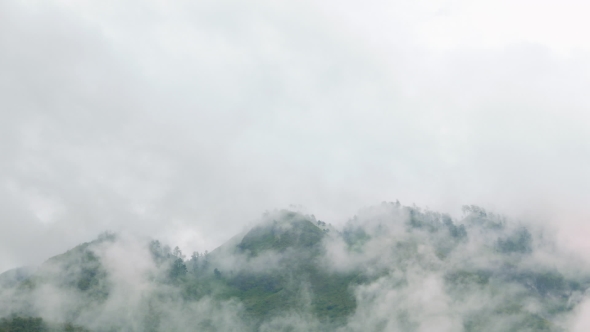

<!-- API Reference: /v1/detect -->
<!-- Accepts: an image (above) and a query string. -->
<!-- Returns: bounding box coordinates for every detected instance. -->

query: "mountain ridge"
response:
[1,204,589,331]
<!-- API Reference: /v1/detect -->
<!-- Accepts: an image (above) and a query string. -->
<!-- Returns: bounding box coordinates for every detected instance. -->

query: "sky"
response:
[1,0,590,273]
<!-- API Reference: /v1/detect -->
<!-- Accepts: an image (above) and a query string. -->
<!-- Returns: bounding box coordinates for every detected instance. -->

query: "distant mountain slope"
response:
[1,204,589,331]
[220,212,359,321]
[0,266,35,289]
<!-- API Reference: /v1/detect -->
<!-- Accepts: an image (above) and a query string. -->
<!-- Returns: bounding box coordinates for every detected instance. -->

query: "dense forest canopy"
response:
[1,203,589,331]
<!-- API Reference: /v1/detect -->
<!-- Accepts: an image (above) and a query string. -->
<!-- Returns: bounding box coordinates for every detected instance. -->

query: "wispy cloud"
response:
[1,0,589,277]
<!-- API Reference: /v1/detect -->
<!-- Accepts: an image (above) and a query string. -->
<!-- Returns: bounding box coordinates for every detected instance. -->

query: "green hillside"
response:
[1,205,589,331]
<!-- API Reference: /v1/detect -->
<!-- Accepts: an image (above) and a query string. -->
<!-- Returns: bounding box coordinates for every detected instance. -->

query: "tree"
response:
[169,258,187,281]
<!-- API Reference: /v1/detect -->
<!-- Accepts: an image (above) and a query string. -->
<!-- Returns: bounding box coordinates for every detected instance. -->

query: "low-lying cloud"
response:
[2,0,590,274]
[2,205,590,331]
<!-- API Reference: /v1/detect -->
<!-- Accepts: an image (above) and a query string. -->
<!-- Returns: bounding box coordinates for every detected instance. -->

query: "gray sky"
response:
[1,0,590,273]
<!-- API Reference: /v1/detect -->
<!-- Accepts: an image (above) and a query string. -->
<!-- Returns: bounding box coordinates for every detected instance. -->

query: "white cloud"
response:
[1,0,590,274]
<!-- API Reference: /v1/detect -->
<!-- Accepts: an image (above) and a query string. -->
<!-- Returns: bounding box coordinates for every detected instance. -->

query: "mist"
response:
[2,206,590,331]
[1,0,590,329]
[2,0,590,272]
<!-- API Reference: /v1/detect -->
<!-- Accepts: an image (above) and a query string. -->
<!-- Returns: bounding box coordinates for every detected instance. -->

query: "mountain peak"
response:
[237,211,325,256]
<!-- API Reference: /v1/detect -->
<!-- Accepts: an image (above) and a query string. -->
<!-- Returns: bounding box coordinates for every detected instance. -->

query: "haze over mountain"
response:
[2,0,590,278]
[2,204,590,331]
[2,0,590,331]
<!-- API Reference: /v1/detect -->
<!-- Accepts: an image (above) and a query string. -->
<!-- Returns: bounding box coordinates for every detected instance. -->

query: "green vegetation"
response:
[181,213,359,324]
[1,205,589,331]
[237,214,324,255]
[496,227,533,254]
[0,316,88,332]
[0,316,45,332]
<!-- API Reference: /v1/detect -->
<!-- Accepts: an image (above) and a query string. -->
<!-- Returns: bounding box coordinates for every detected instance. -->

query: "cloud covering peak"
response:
[1,0,590,277]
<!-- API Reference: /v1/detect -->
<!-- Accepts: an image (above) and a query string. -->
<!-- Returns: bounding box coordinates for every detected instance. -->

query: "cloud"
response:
[2,205,590,330]
[1,0,590,278]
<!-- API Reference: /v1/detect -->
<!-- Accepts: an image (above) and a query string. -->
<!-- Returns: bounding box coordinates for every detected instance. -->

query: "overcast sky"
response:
[1,0,590,273]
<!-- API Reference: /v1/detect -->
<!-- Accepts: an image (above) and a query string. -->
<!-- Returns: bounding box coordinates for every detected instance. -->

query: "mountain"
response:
[0,266,35,289]
[1,204,590,331]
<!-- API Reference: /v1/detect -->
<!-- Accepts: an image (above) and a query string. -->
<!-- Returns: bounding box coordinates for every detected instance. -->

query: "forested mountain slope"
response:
[1,204,589,331]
